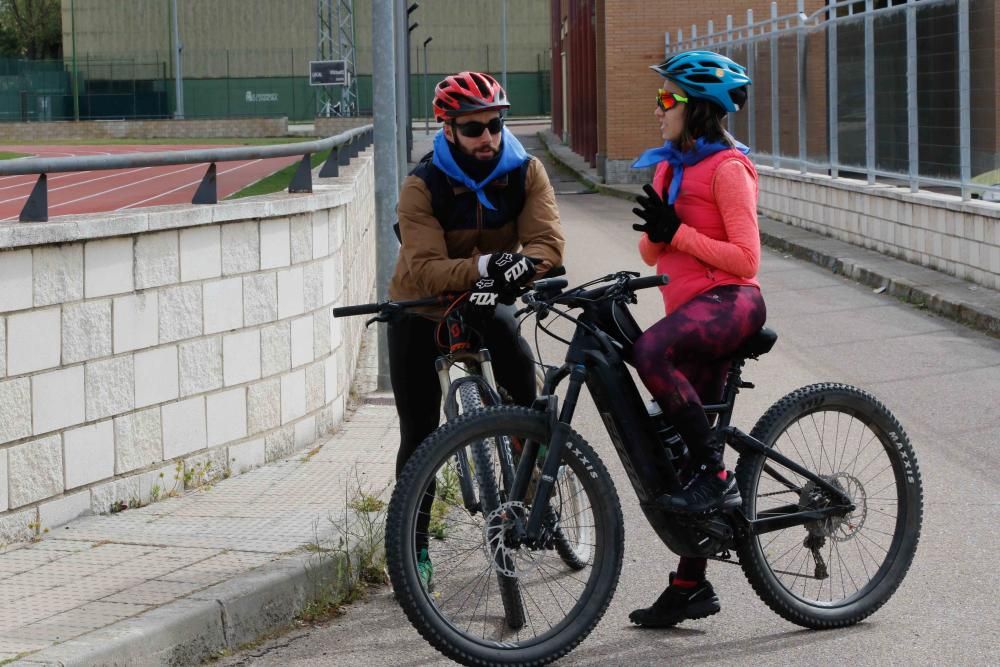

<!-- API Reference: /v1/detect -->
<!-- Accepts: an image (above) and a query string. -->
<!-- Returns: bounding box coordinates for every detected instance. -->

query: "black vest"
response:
[400,151,531,239]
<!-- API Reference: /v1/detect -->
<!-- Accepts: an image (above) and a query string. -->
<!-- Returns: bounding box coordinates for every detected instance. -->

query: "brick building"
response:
[551,0,999,185]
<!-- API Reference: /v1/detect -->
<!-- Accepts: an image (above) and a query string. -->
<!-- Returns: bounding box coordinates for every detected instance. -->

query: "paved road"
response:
[217,131,1000,666]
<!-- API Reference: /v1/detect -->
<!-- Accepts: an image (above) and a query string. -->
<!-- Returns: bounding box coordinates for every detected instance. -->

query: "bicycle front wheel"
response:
[735,383,924,629]
[386,406,624,667]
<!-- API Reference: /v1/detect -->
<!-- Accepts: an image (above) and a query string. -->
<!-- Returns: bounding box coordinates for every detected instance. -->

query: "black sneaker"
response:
[629,572,720,628]
[658,467,741,514]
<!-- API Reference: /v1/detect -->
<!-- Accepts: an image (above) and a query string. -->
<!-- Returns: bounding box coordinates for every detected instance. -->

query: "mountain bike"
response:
[332,270,589,631]
[381,270,924,667]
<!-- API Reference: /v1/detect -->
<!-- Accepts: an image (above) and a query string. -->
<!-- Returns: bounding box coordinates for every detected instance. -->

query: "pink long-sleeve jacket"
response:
[638,149,761,314]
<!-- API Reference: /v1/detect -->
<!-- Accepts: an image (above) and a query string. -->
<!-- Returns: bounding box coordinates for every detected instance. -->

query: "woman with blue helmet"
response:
[627,50,768,628]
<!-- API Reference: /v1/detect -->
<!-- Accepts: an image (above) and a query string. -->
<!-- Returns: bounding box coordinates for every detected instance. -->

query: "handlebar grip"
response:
[627,274,669,291]
[543,265,567,278]
[332,302,382,318]
[532,277,568,292]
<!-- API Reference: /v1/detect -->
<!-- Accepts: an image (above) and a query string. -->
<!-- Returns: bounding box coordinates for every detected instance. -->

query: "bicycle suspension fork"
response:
[513,364,587,548]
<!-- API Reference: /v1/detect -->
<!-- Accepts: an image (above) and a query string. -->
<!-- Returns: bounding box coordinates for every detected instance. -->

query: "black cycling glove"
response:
[485,252,537,289]
[467,278,502,312]
[631,183,682,244]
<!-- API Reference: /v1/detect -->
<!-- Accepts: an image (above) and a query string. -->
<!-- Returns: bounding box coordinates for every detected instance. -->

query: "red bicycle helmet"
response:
[432,71,510,121]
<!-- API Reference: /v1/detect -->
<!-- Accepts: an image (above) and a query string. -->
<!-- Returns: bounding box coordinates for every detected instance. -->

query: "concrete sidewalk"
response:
[537,129,1000,338]
[0,328,400,666]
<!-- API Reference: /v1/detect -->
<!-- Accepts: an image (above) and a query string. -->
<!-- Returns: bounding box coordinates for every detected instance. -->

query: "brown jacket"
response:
[388,156,564,308]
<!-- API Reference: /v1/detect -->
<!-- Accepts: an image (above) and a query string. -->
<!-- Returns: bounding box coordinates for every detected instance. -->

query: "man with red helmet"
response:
[387,71,564,590]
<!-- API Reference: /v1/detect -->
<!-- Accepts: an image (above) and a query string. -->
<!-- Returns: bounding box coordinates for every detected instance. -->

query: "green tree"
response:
[0,0,62,59]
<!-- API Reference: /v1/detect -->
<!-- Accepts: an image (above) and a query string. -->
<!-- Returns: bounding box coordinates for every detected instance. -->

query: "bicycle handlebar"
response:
[331,302,383,317]
[626,274,669,291]
[332,265,568,319]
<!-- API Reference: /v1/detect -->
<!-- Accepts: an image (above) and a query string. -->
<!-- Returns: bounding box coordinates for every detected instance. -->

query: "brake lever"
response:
[364,303,404,327]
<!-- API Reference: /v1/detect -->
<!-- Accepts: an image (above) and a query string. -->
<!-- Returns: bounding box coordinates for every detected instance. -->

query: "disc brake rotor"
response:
[482,501,542,579]
[800,472,867,542]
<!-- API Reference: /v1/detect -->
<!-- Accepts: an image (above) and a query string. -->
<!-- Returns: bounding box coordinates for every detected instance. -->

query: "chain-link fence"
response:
[0,44,552,123]
[670,0,999,202]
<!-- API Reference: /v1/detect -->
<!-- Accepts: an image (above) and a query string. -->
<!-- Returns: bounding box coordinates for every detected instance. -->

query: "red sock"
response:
[672,577,698,589]
[716,469,728,481]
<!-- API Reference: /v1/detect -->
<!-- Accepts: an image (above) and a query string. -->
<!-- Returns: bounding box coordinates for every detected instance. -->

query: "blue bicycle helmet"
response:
[651,50,751,113]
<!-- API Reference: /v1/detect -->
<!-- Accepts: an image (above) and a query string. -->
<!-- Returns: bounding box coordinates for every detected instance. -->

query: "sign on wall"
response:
[309,60,348,86]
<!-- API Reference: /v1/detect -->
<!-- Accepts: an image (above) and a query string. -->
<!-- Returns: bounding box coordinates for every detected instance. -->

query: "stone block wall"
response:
[758,167,1000,291]
[0,150,375,543]
[0,117,289,142]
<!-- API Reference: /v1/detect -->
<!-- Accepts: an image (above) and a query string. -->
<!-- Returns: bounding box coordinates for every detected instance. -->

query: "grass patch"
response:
[299,466,390,625]
[0,151,29,160]
[226,148,332,199]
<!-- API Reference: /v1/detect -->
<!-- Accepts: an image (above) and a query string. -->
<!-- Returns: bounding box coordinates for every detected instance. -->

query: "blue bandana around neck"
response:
[631,137,749,205]
[432,126,529,210]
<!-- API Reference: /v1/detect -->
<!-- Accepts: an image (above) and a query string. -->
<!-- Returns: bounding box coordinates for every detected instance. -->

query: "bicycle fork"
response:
[510,364,587,549]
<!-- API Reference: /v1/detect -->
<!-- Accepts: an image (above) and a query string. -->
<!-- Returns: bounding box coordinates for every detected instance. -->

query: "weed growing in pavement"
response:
[298,465,390,623]
[25,519,49,542]
[428,461,460,540]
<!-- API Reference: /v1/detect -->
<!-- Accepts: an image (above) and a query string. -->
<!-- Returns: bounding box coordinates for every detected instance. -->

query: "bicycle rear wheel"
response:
[386,406,623,666]
[734,383,923,628]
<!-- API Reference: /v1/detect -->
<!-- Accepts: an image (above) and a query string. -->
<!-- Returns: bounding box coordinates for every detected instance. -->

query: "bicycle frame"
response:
[510,299,856,557]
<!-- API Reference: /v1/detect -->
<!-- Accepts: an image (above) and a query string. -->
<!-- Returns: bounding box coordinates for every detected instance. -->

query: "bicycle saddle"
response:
[732,326,778,360]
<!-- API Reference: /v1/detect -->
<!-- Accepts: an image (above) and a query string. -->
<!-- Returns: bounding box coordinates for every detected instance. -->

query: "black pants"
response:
[388,305,537,476]
[388,306,537,554]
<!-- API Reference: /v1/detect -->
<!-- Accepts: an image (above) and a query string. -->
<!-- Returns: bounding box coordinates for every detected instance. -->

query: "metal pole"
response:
[797,0,807,173]
[829,3,839,178]
[770,2,779,167]
[171,0,184,119]
[747,10,756,152]
[906,0,918,192]
[958,0,970,199]
[501,0,508,90]
[394,0,407,182]
[71,0,79,121]
[865,0,874,184]
[373,0,400,390]
[423,37,431,135]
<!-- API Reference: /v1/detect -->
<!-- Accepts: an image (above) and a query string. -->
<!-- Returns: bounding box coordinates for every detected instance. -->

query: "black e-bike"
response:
[381,271,923,666]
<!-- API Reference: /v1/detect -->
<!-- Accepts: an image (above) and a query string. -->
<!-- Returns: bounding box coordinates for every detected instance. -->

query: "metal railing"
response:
[665,0,999,202]
[0,124,373,222]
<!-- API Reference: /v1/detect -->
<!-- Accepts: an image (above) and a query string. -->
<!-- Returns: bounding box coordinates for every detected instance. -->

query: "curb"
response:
[537,129,1000,339]
[757,229,1000,337]
[13,536,365,666]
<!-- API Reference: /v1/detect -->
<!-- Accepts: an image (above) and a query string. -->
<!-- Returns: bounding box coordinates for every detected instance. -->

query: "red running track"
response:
[0,144,301,222]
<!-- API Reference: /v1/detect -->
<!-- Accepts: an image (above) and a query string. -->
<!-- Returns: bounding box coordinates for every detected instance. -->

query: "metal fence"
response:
[0,46,553,123]
[666,0,999,202]
[0,125,373,223]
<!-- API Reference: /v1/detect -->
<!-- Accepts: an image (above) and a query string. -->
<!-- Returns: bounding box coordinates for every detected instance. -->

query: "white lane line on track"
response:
[116,159,265,210]
[0,166,165,200]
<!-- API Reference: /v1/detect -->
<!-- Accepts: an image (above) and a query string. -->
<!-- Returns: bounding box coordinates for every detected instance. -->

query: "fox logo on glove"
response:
[469,278,499,307]
[469,291,498,306]
[503,257,532,284]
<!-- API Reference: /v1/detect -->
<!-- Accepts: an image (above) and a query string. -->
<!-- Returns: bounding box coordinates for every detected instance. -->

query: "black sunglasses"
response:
[452,116,504,138]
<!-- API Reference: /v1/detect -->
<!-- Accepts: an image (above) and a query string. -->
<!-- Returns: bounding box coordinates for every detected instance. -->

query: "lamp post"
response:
[71,0,79,121]
[500,0,507,90]
[423,36,432,135]
[170,0,184,119]
[373,0,400,390]
[405,3,419,163]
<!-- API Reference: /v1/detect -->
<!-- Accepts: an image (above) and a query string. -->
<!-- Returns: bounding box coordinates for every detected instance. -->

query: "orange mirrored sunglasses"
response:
[656,89,689,111]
